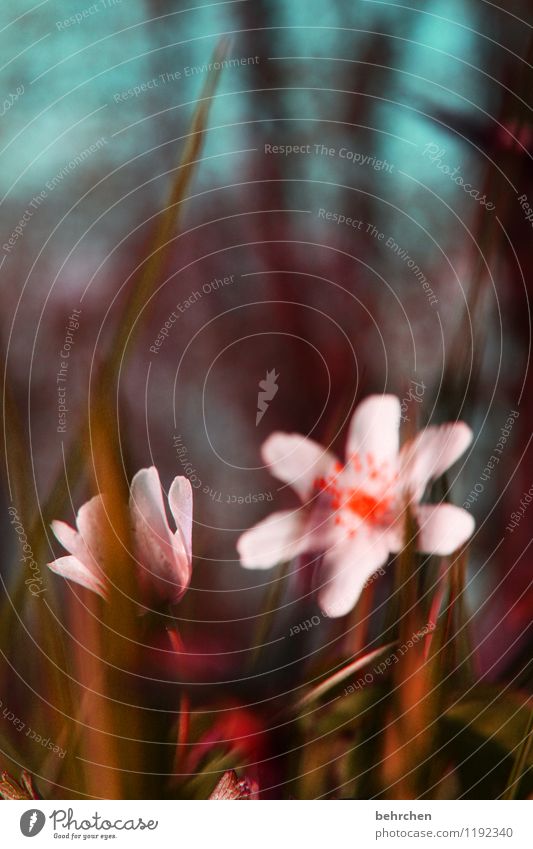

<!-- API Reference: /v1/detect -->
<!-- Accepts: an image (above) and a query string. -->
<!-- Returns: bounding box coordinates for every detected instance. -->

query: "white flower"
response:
[48,467,193,605]
[237,395,474,617]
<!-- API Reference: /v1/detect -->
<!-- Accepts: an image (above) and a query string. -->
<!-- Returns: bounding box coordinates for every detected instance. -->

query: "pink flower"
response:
[48,467,193,605]
[237,395,475,618]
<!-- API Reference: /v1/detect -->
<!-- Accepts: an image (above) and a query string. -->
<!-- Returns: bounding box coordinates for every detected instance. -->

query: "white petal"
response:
[400,423,472,500]
[51,498,108,587]
[75,495,110,571]
[237,509,310,569]
[51,519,88,564]
[346,395,401,466]
[168,476,193,560]
[317,529,389,618]
[48,555,107,599]
[130,467,190,602]
[385,517,407,554]
[415,503,475,555]
[261,432,336,503]
[130,467,173,543]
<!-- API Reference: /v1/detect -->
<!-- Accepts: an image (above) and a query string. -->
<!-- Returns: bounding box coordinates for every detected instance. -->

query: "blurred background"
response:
[0,0,532,798]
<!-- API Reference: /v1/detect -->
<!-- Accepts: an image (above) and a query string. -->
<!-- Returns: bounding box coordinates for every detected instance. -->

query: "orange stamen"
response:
[346,491,391,524]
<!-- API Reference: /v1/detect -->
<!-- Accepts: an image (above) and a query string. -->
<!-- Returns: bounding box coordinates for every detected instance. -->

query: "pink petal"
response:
[75,495,110,572]
[399,422,472,500]
[237,509,310,569]
[48,555,107,599]
[51,519,88,564]
[385,517,407,554]
[168,476,193,560]
[130,467,190,603]
[415,503,475,555]
[51,498,108,590]
[317,529,389,618]
[261,433,336,503]
[345,395,401,467]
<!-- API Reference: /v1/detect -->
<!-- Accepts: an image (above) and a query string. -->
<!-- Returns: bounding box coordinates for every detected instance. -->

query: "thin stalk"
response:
[502,709,533,800]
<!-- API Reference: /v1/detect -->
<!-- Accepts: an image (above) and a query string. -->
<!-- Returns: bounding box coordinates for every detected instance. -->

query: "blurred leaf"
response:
[247,559,291,671]
[445,687,533,765]
[300,686,380,735]
[442,686,533,798]
[295,643,395,711]
[298,687,386,799]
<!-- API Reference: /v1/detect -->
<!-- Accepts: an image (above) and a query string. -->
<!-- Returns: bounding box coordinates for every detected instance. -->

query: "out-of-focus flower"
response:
[186,703,265,797]
[238,395,474,617]
[0,770,40,800]
[48,467,192,605]
[186,702,267,775]
[495,120,533,154]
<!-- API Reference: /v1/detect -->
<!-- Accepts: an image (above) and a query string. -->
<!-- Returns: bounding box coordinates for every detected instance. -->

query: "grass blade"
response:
[295,643,396,712]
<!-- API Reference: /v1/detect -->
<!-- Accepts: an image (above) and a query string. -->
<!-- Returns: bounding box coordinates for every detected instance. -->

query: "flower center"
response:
[346,490,391,523]
[313,455,395,531]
